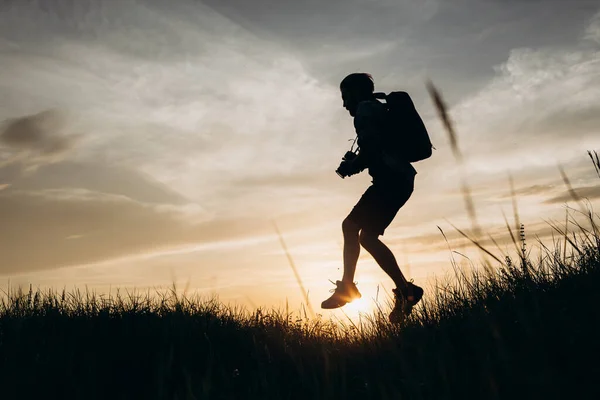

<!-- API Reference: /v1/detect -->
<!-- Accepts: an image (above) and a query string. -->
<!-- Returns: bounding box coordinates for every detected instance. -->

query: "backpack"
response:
[375,91,433,163]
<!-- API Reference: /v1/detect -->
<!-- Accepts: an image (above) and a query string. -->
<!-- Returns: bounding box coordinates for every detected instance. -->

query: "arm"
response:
[347,101,386,172]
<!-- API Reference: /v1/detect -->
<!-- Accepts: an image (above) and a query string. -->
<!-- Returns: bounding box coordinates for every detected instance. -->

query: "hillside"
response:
[1,227,599,399]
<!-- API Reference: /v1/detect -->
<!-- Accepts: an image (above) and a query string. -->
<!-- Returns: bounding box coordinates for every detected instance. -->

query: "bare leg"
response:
[342,218,361,283]
[359,231,410,295]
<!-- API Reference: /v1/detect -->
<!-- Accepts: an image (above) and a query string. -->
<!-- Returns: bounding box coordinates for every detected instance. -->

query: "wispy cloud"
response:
[0,186,268,273]
[424,10,600,181]
[0,109,78,171]
[0,0,348,211]
[544,185,600,205]
[584,11,600,43]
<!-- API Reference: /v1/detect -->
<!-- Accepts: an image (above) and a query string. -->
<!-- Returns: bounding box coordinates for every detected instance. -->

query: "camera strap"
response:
[349,135,359,153]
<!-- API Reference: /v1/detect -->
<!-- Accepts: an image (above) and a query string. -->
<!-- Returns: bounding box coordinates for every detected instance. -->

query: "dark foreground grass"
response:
[1,229,599,400]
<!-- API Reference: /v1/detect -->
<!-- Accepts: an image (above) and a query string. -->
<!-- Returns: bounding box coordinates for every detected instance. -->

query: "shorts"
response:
[346,178,414,236]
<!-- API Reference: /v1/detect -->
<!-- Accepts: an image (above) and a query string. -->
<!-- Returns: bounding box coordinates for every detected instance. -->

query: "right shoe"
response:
[389,281,424,324]
[321,280,362,309]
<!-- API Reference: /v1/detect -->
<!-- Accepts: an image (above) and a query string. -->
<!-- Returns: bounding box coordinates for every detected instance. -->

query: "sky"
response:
[1,0,600,317]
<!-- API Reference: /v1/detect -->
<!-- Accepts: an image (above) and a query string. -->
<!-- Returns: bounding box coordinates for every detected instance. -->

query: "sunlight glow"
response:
[343,297,372,316]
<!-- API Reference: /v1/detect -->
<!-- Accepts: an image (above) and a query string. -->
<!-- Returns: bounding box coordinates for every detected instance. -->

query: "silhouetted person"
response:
[321,73,425,323]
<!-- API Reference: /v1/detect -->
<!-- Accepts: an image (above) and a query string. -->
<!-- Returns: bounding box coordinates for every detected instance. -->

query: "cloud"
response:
[544,185,600,205]
[0,0,354,280]
[0,0,350,212]
[419,9,600,189]
[1,0,599,297]
[584,10,600,43]
[394,219,566,256]
[0,109,78,171]
[0,187,271,274]
[508,184,557,197]
[202,0,440,42]
[0,160,187,205]
[0,157,234,273]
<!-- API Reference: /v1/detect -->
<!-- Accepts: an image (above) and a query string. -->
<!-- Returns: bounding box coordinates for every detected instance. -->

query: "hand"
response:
[336,160,359,178]
[342,151,358,162]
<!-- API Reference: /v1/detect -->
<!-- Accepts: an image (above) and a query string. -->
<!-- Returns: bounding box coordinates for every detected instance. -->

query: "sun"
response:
[344,297,372,316]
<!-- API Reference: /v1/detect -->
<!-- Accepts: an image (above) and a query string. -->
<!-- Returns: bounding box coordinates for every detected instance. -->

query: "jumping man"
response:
[321,73,424,323]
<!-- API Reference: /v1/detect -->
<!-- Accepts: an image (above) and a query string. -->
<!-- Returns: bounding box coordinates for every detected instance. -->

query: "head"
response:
[340,73,375,117]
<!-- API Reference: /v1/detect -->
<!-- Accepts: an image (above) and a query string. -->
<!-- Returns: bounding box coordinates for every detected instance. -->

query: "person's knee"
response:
[342,217,360,236]
[359,230,379,248]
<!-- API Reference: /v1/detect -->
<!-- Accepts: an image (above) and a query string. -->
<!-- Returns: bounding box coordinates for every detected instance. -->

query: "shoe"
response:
[321,280,362,309]
[389,281,424,324]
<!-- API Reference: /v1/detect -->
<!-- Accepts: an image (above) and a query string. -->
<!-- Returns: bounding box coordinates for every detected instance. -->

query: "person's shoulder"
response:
[355,99,385,119]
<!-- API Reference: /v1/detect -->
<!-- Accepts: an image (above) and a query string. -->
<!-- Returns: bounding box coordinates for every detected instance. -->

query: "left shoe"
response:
[389,281,424,324]
[321,280,362,309]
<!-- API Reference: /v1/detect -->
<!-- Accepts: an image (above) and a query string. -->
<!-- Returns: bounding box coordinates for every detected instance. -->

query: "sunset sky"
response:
[1,0,599,316]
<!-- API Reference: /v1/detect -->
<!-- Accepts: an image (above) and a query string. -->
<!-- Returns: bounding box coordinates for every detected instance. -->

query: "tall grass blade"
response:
[558,164,586,215]
[427,80,481,238]
[447,221,504,267]
[501,211,520,260]
[588,150,600,178]
[272,220,315,319]
[508,172,521,240]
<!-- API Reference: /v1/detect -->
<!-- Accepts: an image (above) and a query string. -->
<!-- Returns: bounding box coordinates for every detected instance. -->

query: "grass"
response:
[1,215,599,399]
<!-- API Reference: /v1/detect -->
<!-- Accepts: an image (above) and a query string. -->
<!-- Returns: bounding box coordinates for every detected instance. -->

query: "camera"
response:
[336,151,359,178]
[342,151,358,162]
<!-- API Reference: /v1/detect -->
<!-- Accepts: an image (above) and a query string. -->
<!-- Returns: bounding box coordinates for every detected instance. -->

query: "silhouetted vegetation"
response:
[1,211,599,399]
